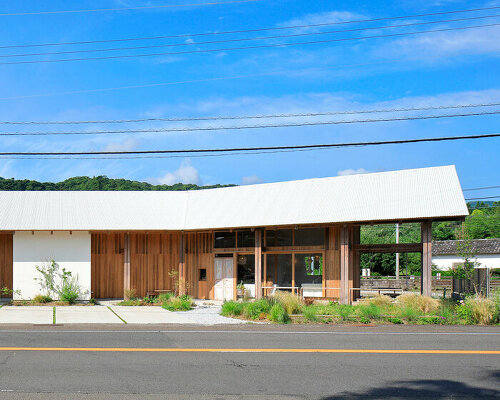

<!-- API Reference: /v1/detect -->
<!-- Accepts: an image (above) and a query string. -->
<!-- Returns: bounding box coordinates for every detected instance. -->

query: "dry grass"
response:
[272,291,303,315]
[364,295,393,307]
[465,296,498,324]
[396,292,439,313]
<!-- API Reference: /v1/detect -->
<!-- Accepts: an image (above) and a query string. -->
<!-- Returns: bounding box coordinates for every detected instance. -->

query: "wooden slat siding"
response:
[185,232,213,299]
[421,221,433,296]
[325,226,340,299]
[351,226,361,302]
[123,233,130,298]
[129,233,180,298]
[254,229,262,299]
[339,225,350,304]
[91,233,124,299]
[0,233,13,298]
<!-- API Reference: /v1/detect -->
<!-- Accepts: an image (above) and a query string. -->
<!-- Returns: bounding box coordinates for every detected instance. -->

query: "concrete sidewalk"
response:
[0,304,244,325]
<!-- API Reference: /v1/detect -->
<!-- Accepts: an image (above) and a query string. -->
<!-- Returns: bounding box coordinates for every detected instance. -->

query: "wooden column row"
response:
[421,221,432,296]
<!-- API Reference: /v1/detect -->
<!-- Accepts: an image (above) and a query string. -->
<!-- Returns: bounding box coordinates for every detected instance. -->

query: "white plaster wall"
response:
[433,255,500,271]
[13,231,91,300]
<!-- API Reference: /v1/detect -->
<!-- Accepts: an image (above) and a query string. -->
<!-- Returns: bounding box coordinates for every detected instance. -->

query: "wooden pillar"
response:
[123,233,131,299]
[421,221,432,297]
[255,229,262,299]
[340,224,350,304]
[352,226,361,302]
[179,232,186,296]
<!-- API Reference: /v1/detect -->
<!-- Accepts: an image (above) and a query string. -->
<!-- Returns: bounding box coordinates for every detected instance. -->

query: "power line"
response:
[3,14,497,59]
[463,185,500,191]
[1,110,497,136]
[465,195,500,201]
[3,5,498,48]
[2,102,498,125]
[0,132,498,158]
[1,23,497,65]
[0,59,405,100]
[0,0,261,16]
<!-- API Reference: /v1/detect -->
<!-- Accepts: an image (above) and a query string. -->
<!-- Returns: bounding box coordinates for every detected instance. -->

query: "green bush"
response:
[302,306,318,322]
[418,316,442,325]
[221,301,245,316]
[399,306,419,322]
[269,304,289,324]
[338,305,355,321]
[360,316,371,324]
[32,294,52,303]
[58,277,83,304]
[245,299,271,320]
[157,292,174,303]
[358,303,381,320]
[162,296,193,311]
[388,317,403,324]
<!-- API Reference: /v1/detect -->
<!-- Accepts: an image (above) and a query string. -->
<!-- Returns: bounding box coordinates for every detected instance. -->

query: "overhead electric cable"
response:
[0,0,261,16]
[463,185,500,191]
[1,110,497,136]
[0,23,497,65]
[2,14,497,58]
[465,195,500,201]
[0,132,498,159]
[2,102,499,125]
[2,5,498,48]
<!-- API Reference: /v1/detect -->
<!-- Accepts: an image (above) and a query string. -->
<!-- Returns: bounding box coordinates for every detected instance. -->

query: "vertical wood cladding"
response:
[130,233,180,298]
[0,233,13,298]
[185,232,213,299]
[91,233,125,299]
[325,226,341,299]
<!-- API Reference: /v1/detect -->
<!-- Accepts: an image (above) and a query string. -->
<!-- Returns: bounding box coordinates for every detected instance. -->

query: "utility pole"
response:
[395,223,400,279]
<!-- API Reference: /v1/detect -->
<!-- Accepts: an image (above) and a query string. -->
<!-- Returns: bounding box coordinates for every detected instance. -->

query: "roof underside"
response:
[0,165,468,231]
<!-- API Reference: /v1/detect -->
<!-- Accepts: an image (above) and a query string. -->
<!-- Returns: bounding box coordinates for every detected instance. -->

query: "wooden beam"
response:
[179,232,186,296]
[123,233,130,299]
[421,221,432,296]
[353,243,423,253]
[255,229,262,299]
[339,225,350,305]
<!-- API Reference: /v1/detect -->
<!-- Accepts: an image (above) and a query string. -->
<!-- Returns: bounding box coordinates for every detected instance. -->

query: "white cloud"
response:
[155,159,201,185]
[185,38,194,44]
[103,138,138,152]
[280,11,365,33]
[242,175,264,185]
[337,168,369,176]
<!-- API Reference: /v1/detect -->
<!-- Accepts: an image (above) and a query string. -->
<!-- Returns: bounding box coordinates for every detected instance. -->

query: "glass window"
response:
[294,228,325,246]
[237,230,255,248]
[214,231,236,248]
[237,254,255,284]
[199,269,207,281]
[295,254,323,286]
[266,229,293,247]
[265,254,293,287]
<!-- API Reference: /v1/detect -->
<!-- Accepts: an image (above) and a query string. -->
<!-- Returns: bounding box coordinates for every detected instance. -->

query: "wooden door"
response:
[214,258,234,301]
[0,234,13,298]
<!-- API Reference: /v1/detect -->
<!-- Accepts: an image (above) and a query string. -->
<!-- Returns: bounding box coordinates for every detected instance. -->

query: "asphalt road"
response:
[0,324,498,399]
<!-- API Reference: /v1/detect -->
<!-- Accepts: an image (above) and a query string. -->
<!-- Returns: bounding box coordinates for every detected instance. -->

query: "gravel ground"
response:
[177,305,251,325]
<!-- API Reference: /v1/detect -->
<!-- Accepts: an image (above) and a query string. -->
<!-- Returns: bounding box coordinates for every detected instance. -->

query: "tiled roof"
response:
[433,239,500,255]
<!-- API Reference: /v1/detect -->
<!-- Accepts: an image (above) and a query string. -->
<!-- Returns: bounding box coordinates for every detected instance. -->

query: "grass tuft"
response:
[272,291,303,315]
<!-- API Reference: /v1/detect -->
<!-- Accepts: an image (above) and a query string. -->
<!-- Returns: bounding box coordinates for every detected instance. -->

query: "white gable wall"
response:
[13,231,91,300]
[432,254,500,271]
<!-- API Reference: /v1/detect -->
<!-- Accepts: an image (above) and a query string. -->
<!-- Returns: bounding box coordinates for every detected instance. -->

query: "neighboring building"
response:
[433,239,500,271]
[0,165,468,303]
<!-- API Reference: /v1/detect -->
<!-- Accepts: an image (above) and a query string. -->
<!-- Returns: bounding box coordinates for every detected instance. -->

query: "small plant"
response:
[221,301,245,316]
[162,296,194,311]
[245,299,271,319]
[396,293,439,313]
[338,304,355,321]
[463,295,498,324]
[388,317,403,324]
[33,260,59,298]
[32,294,53,304]
[399,306,419,322]
[89,298,97,305]
[1,286,21,298]
[124,288,137,300]
[157,292,173,303]
[272,291,303,315]
[302,306,318,322]
[142,296,156,304]
[360,316,371,324]
[236,281,245,290]
[268,304,289,324]
[358,303,381,320]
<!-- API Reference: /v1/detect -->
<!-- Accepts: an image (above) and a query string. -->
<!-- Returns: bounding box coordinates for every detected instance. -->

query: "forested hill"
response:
[0,176,236,191]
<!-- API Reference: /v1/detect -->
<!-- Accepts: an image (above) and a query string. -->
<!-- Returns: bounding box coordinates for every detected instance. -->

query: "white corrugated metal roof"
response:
[0,165,468,231]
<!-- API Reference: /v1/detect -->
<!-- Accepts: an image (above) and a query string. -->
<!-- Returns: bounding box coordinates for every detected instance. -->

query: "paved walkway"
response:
[0,304,244,325]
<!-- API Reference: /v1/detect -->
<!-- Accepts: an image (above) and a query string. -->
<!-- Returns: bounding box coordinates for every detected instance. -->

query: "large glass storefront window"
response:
[295,253,323,286]
[294,228,325,246]
[265,254,293,288]
[237,231,255,248]
[237,254,255,284]
[266,229,293,247]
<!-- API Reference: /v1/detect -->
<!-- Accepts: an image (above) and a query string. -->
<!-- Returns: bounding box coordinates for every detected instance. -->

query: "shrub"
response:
[302,306,318,322]
[360,316,371,324]
[245,299,271,320]
[464,296,498,324]
[124,288,137,300]
[399,306,419,322]
[162,296,194,311]
[158,292,174,303]
[338,305,355,321]
[221,301,245,316]
[418,316,442,325]
[388,317,403,324]
[58,273,85,304]
[396,293,439,314]
[142,296,157,304]
[358,303,381,320]
[32,294,52,304]
[368,295,393,307]
[89,298,97,305]
[272,291,303,315]
[268,304,289,324]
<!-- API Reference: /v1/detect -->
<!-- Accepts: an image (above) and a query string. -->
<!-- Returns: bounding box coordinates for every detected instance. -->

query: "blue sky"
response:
[0,0,498,193]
